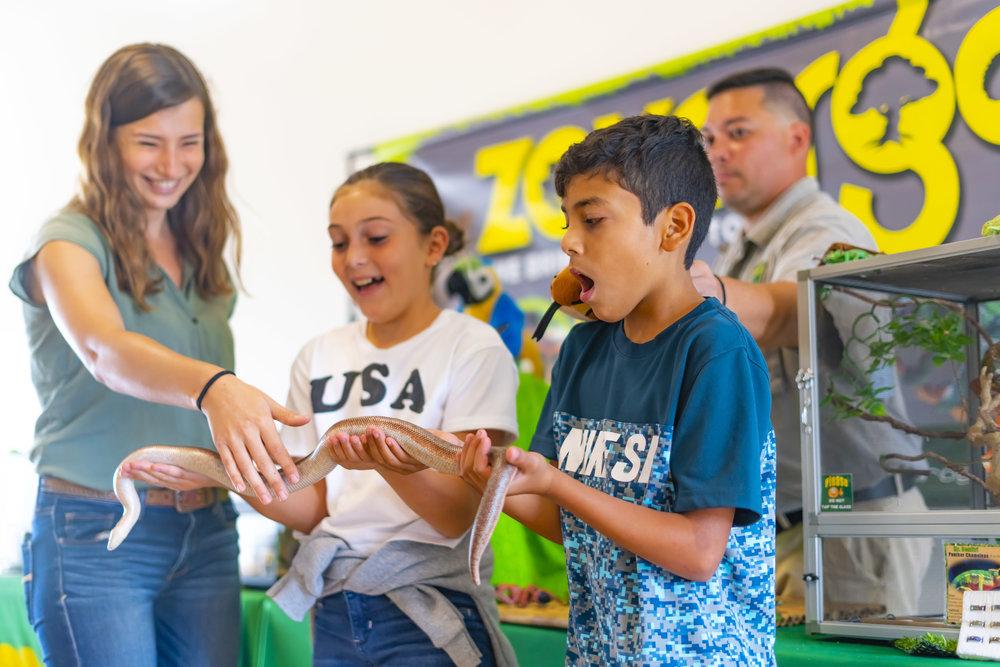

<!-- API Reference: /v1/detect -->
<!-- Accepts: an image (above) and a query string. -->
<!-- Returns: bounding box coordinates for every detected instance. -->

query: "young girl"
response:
[10,44,306,666]
[128,162,520,666]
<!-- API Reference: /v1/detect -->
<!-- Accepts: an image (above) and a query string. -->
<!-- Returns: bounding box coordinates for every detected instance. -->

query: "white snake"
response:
[109,416,516,585]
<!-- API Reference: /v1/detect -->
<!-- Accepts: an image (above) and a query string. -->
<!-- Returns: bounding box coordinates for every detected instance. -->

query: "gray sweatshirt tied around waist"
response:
[268,528,517,667]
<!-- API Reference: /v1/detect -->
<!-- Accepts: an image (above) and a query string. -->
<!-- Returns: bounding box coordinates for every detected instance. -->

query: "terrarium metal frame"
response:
[798,234,1000,641]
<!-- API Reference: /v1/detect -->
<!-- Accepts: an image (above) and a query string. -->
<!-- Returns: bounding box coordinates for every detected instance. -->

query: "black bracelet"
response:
[715,274,728,306]
[196,369,235,412]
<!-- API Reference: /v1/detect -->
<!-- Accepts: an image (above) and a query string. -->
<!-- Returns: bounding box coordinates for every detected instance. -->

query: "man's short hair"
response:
[707,67,813,135]
[553,115,717,269]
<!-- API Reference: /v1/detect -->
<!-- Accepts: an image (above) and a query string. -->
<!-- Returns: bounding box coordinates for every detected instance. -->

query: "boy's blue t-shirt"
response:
[531,297,776,666]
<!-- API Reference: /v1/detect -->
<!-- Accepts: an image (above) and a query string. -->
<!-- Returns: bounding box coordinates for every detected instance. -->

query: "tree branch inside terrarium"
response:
[820,283,1000,499]
[821,287,980,440]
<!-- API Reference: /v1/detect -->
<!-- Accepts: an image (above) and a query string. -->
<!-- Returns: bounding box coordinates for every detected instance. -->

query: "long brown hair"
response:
[69,43,241,309]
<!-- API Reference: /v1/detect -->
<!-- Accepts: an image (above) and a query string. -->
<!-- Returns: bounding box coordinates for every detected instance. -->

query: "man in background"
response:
[692,67,930,615]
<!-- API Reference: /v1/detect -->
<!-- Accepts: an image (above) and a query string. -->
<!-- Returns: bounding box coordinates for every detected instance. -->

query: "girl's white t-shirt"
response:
[282,309,519,554]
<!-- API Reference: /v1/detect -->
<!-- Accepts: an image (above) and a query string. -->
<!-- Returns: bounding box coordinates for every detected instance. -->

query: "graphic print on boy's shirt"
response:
[556,421,664,486]
[552,409,776,666]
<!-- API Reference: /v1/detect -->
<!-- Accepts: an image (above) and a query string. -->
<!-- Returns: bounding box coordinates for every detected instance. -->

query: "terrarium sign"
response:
[945,543,1000,624]
[821,474,854,511]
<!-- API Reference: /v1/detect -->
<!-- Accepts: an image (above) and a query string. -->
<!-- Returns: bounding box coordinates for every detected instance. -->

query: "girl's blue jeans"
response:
[313,587,496,666]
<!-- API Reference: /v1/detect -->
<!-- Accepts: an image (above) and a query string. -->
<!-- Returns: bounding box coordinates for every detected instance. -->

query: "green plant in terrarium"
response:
[821,294,975,440]
[817,244,1000,499]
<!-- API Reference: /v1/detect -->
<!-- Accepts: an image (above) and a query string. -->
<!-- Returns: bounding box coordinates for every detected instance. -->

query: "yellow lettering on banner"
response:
[474,136,534,254]
[592,113,622,129]
[831,0,958,253]
[522,125,587,241]
[674,88,708,126]
[795,50,841,178]
[954,6,1000,146]
[643,97,675,116]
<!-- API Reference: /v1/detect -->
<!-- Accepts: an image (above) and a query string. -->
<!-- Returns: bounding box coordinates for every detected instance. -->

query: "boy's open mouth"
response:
[571,269,595,303]
[352,276,384,294]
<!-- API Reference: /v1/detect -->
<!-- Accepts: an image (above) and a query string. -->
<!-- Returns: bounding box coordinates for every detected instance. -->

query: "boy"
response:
[459,115,776,665]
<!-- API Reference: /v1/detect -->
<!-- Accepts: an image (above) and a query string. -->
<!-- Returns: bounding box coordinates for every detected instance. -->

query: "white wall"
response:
[0,0,839,568]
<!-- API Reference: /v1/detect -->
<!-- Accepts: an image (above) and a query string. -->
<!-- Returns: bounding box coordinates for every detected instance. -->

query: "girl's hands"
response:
[325,431,378,471]
[458,429,556,497]
[365,427,427,475]
[324,427,428,475]
[121,460,217,492]
[199,374,310,504]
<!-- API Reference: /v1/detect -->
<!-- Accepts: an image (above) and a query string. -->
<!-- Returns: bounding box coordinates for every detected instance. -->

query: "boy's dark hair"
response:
[553,115,716,269]
[707,67,813,136]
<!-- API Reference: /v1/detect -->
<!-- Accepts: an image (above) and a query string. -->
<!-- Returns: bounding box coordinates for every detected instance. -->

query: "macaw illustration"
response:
[433,252,544,377]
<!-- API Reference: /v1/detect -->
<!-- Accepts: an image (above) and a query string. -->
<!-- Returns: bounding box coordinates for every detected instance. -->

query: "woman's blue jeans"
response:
[22,481,241,667]
[313,588,496,666]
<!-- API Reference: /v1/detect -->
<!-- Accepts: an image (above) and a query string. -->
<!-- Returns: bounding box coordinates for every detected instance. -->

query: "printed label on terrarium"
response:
[945,543,1000,624]
[821,474,853,511]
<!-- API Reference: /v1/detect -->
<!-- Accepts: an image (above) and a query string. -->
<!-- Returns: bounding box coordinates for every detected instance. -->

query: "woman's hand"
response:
[199,374,310,504]
[121,460,217,491]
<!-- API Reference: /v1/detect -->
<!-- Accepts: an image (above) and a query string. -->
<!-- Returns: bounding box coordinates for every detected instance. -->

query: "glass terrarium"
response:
[797,235,1000,640]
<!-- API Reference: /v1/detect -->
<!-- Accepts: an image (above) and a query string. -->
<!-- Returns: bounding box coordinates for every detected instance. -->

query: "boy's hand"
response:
[459,430,556,497]
[458,430,493,493]
[364,426,427,475]
[503,447,556,496]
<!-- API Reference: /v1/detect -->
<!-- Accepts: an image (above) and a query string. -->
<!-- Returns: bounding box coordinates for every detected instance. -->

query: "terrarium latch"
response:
[796,368,814,435]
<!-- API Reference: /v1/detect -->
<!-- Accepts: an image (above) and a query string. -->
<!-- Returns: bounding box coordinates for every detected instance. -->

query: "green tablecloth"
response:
[0,575,973,666]
[774,626,965,666]
[240,588,311,666]
[0,575,39,666]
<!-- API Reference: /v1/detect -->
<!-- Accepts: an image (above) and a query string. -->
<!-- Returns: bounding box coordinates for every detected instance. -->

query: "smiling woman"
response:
[8,43,307,667]
[116,100,205,220]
